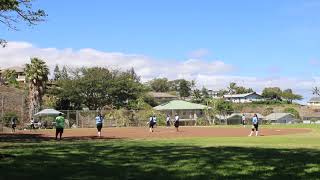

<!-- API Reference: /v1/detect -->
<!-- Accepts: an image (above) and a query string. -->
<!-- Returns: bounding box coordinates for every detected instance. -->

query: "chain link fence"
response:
[0,87,26,132]
[34,109,318,129]
[1,86,320,131]
[34,109,163,129]
[2,107,320,131]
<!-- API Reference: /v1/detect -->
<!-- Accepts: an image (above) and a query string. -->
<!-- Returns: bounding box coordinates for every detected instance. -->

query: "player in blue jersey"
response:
[249,114,259,136]
[95,113,104,137]
[148,115,155,132]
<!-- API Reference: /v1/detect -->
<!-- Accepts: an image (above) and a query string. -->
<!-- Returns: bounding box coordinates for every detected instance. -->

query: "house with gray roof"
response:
[215,113,264,125]
[307,97,320,108]
[223,92,263,103]
[148,92,178,103]
[0,66,26,83]
[264,113,295,124]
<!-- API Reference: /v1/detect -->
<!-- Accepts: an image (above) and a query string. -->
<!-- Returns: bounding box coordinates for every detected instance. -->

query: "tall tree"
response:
[214,99,234,124]
[25,57,49,120]
[127,67,140,82]
[2,69,18,87]
[281,89,303,103]
[201,87,210,99]
[227,82,237,94]
[262,87,282,100]
[149,78,170,92]
[179,79,191,98]
[78,67,113,110]
[168,79,182,91]
[192,89,202,103]
[53,65,61,81]
[0,71,4,85]
[218,89,228,97]
[190,80,196,91]
[227,82,253,94]
[283,107,300,119]
[0,0,47,47]
[109,71,145,108]
[60,66,69,80]
[51,67,145,110]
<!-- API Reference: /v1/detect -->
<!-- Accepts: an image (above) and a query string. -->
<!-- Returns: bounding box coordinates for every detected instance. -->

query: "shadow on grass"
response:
[0,133,120,143]
[1,140,320,180]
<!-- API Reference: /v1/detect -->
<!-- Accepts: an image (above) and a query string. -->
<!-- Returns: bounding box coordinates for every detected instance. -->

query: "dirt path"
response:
[14,127,311,140]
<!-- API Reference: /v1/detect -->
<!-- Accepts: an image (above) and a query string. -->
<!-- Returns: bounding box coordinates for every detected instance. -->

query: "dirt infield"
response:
[11,127,312,140]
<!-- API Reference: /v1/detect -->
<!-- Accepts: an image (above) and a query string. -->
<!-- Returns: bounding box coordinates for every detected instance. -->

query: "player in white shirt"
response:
[174,114,180,132]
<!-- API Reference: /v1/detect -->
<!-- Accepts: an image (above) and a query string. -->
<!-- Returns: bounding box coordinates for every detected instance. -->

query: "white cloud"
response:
[196,75,320,91]
[0,41,318,103]
[0,41,232,82]
[309,59,320,66]
[188,48,210,58]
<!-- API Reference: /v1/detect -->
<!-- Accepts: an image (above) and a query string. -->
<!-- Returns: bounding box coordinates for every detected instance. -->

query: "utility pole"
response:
[1,96,3,119]
[1,96,4,129]
[21,95,24,123]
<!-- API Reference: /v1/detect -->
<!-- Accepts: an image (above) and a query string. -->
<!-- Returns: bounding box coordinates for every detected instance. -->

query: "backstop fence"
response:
[2,104,320,130]
[0,92,26,132]
[22,109,320,130]
[38,109,165,129]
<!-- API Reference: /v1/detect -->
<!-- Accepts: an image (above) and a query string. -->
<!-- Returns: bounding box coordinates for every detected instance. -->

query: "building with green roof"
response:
[154,100,211,123]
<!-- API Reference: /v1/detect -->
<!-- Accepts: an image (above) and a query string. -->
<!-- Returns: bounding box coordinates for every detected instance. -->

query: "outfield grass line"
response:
[1,124,320,179]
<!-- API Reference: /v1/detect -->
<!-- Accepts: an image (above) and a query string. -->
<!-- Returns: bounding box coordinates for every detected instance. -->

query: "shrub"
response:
[1,112,18,127]
[252,100,286,105]
[196,117,210,126]
[283,107,300,119]
[134,109,166,126]
[263,107,274,116]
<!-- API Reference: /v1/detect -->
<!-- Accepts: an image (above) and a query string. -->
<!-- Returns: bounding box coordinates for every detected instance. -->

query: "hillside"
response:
[232,103,319,118]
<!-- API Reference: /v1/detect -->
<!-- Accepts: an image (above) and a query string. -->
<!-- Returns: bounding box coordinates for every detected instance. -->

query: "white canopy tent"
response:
[33,109,68,128]
[34,109,64,117]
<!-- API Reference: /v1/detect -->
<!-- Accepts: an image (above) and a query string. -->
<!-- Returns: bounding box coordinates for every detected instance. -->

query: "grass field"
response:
[1,125,320,180]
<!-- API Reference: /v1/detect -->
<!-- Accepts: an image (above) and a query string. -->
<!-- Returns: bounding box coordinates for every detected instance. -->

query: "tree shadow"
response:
[1,141,320,179]
[0,133,121,143]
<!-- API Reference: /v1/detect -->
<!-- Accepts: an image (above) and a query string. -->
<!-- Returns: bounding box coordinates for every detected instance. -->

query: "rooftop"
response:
[154,100,210,110]
[0,66,25,73]
[148,92,178,98]
[216,113,264,119]
[308,97,320,103]
[265,113,293,120]
[224,92,261,98]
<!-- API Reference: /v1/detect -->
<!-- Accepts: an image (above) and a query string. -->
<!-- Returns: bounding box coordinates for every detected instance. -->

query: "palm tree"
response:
[227,82,237,94]
[25,58,49,120]
[3,69,19,87]
[192,89,202,103]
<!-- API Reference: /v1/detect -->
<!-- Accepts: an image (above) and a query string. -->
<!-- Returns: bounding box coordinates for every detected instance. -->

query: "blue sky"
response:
[1,0,320,102]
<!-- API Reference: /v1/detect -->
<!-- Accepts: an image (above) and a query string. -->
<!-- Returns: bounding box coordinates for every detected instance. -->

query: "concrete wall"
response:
[226,94,263,103]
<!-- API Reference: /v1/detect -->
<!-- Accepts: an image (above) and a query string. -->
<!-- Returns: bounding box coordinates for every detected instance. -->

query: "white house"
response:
[215,113,264,125]
[207,90,221,99]
[307,97,320,108]
[0,66,26,83]
[223,92,263,103]
[264,113,295,124]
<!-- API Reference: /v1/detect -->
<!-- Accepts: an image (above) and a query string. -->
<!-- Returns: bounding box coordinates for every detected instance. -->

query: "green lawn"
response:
[1,125,320,180]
